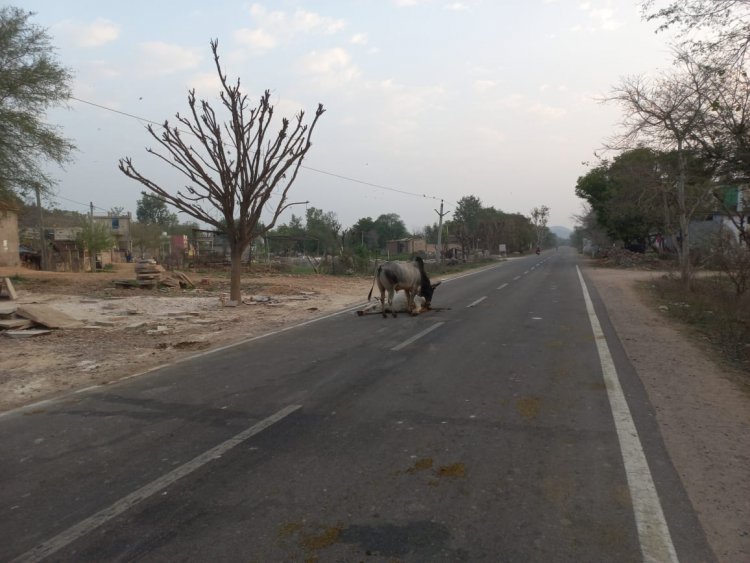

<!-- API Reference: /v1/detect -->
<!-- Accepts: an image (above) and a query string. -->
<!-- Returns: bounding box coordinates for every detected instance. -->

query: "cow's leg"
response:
[379,286,387,318]
[387,288,397,317]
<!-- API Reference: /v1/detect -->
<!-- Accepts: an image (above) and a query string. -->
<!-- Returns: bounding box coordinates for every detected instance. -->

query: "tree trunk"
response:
[676,142,692,289]
[229,242,246,302]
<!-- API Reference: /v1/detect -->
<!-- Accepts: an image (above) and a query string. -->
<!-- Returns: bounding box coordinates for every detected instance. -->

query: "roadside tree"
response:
[75,221,113,273]
[136,191,178,228]
[119,40,325,302]
[530,205,550,248]
[372,213,408,250]
[607,60,713,287]
[0,7,75,200]
[304,207,340,255]
[452,195,482,257]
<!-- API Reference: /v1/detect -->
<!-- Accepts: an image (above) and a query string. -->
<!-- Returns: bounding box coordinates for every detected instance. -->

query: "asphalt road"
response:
[1,248,715,562]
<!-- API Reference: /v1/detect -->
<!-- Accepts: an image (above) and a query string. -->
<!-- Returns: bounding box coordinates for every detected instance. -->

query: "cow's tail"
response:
[367,263,382,301]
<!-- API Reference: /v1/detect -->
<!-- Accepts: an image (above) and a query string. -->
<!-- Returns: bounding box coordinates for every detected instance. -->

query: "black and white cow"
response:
[367,256,441,317]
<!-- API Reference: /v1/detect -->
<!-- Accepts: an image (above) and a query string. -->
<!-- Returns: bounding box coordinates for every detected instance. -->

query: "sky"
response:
[16,0,678,233]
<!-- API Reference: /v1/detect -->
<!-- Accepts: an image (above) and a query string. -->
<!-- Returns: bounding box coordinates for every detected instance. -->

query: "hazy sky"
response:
[17,0,677,232]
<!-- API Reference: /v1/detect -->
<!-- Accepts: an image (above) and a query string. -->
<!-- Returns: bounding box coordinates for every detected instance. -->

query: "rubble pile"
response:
[598,247,662,269]
[135,259,166,286]
[115,260,195,290]
[0,277,82,337]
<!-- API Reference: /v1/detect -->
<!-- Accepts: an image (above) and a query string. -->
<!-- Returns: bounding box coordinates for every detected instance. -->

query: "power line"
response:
[300,165,446,202]
[69,96,454,206]
[71,96,161,127]
[54,193,108,213]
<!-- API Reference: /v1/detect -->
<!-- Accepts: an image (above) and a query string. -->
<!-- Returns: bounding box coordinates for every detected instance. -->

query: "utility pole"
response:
[35,185,47,271]
[434,199,450,265]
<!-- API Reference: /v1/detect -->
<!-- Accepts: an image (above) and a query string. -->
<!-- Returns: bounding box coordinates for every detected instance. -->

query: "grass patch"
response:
[644,273,750,383]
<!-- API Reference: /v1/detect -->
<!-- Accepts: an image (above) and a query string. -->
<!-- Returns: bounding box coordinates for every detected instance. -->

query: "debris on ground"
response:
[116,260,195,290]
[596,247,664,269]
[1,277,18,300]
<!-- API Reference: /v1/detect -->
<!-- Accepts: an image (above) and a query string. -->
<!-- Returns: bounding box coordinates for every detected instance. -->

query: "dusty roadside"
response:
[584,266,750,563]
[0,265,373,412]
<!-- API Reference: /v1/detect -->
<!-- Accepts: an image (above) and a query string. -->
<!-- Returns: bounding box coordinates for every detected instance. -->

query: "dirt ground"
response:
[585,267,749,563]
[1,261,748,560]
[0,263,373,412]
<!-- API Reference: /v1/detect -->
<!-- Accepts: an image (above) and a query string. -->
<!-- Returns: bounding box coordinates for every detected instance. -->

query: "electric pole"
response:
[35,185,47,271]
[434,199,450,265]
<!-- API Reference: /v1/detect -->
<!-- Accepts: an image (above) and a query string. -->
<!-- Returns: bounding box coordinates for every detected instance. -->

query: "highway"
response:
[1,248,714,562]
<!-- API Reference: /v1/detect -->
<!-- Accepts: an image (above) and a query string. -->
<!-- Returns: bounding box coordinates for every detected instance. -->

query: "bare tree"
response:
[642,0,750,67]
[119,40,325,302]
[530,205,550,248]
[606,59,713,287]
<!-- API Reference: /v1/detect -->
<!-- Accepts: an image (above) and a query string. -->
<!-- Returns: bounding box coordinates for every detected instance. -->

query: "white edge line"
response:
[497,283,508,290]
[391,322,444,351]
[576,266,678,563]
[513,275,521,281]
[467,296,487,308]
[11,404,302,563]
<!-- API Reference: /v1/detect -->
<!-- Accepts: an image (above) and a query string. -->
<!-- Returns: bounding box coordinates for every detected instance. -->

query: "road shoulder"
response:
[584,266,750,562]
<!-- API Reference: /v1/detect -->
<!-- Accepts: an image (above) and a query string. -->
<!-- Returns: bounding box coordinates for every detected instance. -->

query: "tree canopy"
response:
[0,7,75,200]
[136,191,178,227]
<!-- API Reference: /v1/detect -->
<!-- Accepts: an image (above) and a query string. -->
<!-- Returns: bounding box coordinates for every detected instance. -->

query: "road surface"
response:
[1,248,714,561]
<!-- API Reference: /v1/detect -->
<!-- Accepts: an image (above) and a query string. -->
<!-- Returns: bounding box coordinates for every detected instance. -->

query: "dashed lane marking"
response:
[467,296,487,308]
[11,405,303,563]
[391,322,444,351]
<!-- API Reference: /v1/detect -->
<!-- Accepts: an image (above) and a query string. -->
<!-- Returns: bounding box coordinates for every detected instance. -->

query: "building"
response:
[0,200,20,267]
[386,237,427,256]
[92,213,133,257]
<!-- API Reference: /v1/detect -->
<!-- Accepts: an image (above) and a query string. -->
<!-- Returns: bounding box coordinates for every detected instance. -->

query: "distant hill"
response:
[549,225,572,240]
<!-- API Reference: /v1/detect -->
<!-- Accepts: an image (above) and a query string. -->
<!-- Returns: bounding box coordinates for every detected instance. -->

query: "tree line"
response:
[265,197,552,259]
[575,0,750,289]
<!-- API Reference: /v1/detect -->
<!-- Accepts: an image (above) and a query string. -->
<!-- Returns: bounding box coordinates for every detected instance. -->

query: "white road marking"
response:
[513,275,521,281]
[576,266,678,563]
[524,270,529,274]
[467,296,487,308]
[12,405,303,563]
[497,283,508,290]
[391,322,444,351]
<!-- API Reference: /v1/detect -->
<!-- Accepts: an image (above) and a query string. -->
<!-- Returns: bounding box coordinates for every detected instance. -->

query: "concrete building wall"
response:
[0,204,20,267]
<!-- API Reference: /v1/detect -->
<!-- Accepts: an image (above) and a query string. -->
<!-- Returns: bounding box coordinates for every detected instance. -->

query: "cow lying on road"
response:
[358,292,428,316]
[367,257,441,318]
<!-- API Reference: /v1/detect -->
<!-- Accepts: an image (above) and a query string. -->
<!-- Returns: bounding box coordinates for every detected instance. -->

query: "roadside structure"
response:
[0,200,20,267]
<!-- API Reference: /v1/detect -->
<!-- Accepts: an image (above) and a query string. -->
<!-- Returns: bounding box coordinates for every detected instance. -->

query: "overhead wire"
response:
[68,96,454,207]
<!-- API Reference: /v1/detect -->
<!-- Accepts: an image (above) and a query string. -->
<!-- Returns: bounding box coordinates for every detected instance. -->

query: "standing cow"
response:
[367,256,441,317]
